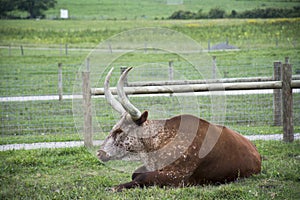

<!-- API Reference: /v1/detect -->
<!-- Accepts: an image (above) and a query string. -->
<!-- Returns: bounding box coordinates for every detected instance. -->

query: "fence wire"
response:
[0,49,299,147]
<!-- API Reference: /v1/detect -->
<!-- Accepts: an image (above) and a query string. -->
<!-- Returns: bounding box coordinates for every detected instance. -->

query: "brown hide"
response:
[112,114,261,191]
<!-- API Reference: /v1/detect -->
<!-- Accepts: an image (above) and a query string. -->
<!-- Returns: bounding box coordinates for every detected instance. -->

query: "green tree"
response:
[0,0,57,19]
[168,10,197,19]
[208,8,226,19]
[0,0,16,17]
[17,0,57,18]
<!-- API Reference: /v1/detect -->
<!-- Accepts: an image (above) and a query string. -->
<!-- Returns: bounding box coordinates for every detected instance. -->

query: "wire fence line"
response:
[0,44,92,57]
[0,37,299,57]
[1,54,299,147]
[0,63,77,97]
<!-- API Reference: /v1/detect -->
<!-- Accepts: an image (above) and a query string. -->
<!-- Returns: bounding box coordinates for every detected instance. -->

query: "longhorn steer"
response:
[97,67,261,191]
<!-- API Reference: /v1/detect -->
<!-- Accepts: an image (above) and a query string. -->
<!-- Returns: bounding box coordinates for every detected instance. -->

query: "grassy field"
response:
[1,18,299,48]
[1,19,299,96]
[6,0,300,20]
[1,140,299,199]
[44,0,300,20]
[0,18,300,144]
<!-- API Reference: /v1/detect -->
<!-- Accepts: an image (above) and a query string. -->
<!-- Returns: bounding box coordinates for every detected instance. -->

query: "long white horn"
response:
[104,68,126,114]
[117,67,141,120]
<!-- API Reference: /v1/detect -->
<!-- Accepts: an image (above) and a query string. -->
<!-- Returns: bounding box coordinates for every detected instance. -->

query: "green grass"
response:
[43,0,300,20]
[0,99,80,145]
[1,140,299,199]
[0,18,299,49]
[0,62,81,96]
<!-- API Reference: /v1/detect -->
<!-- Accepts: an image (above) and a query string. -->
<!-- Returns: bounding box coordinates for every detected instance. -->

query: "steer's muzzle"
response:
[97,150,110,162]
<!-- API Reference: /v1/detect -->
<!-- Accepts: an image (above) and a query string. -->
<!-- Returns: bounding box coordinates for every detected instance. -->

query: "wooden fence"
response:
[81,59,300,147]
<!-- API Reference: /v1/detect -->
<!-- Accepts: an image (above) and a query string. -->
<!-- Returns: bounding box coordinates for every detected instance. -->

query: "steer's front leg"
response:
[112,170,186,192]
[112,180,141,192]
[112,171,156,192]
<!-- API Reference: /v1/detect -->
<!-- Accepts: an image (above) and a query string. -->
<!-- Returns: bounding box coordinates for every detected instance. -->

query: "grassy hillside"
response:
[1,18,299,48]
[45,0,300,20]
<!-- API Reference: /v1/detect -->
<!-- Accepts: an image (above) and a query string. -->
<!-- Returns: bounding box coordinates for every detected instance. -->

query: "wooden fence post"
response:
[9,44,11,56]
[60,43,62,56]
[144,42,147,53]
[108,43,112,54]
[169,61,174,81]
[273,61,282,126]
[65,43,68,56]
[20,45,24,56]
[82,58,93,147]
[285,57,289,64]
[281,63,294,142]
[212,56,216,79]
[208,40,210,51]
[58,63,63,101]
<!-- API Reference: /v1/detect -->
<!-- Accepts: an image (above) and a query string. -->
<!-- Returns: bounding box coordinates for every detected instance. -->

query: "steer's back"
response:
[163,115,261,185]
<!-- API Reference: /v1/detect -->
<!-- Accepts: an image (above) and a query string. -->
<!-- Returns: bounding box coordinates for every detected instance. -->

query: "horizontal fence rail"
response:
[81,62,298,147]
[127,75,300,87]
[92,80,300,95]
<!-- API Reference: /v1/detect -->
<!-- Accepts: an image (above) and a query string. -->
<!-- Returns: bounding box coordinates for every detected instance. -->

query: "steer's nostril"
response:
[97,150,110,162]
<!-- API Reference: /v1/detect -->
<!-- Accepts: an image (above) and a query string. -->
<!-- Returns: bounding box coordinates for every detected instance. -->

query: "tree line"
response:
[0,0,57,19]
[168,7,300,20]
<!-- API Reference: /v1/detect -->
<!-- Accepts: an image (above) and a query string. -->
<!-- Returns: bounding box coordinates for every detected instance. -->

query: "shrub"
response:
[0,0,57,19]
[230,10,238,18]
[208,8,226,19]
[168,7,300,20]
[237,7,300,18]
[168,10,197,19]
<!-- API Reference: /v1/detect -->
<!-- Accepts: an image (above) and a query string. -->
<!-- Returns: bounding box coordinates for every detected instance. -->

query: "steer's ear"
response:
[134,111,148,126]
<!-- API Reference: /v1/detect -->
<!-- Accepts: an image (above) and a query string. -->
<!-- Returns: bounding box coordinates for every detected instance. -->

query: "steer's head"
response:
[97,67,148,162]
